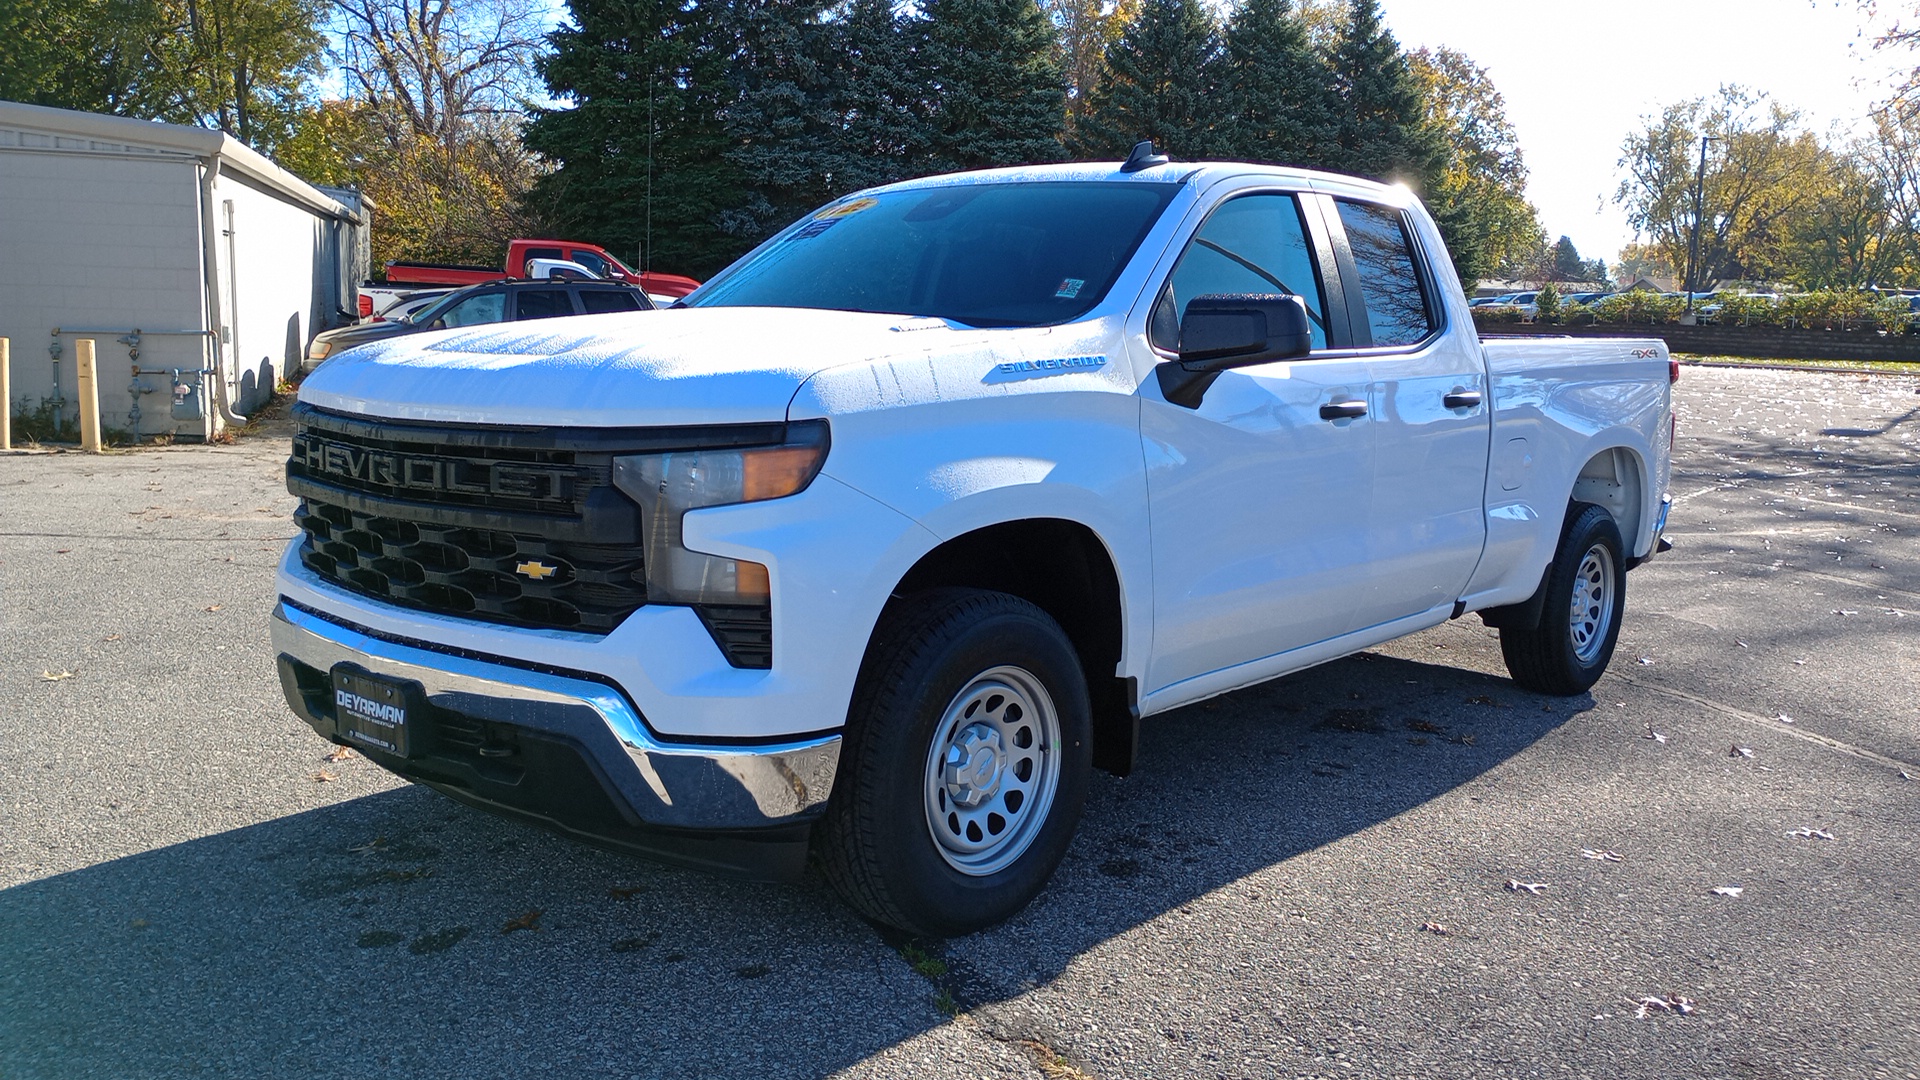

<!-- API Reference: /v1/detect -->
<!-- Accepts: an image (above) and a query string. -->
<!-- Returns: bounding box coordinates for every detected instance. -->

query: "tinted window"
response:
[580,288,646,314]
[515,289,574,321]
[1335,201,1433,347]
[521,246,563,273]
[1151,193,1329,352]
[689,182,1179,328]
[569,250,610,276]
[437,292,507,328]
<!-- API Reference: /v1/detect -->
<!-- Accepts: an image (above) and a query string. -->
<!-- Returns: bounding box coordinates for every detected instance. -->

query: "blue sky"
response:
[1381,0,1908,262]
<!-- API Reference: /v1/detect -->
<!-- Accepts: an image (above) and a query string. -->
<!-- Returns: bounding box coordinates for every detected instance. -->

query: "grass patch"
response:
[898,941,948,980]
[1678,353,1920,375]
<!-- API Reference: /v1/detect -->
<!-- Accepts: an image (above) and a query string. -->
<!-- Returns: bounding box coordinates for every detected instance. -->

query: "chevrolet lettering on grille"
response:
[293,435,577,502]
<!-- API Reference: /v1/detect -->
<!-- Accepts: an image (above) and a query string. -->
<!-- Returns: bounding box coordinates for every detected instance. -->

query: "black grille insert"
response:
[297,501,647,633]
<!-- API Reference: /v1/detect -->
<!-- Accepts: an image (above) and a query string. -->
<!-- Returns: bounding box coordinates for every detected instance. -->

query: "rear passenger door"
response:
[1323,195,1490,630]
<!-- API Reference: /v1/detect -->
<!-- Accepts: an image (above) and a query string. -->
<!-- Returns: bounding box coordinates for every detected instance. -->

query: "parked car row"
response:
[306,278,655,371]
[1468,290,1616,317]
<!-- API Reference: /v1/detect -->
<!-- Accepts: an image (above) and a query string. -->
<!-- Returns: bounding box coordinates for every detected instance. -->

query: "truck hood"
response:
[297,307,989,427]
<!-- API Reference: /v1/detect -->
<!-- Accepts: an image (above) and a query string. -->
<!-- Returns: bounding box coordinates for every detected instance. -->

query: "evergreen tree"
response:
[822,0,937,192]
[1323,0,1443,184]
[1073,0,1222,161]
[1215,0,1337,165]
[916,0,1069,172]
[719,0,843,244]
[524,0,746,278]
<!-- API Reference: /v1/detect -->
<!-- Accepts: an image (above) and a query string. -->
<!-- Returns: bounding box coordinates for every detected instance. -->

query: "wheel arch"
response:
[1570,443,1650,558]
[882,517,1139,776]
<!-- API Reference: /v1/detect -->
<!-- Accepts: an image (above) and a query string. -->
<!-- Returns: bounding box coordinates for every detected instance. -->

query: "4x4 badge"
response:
[516,561,558,581]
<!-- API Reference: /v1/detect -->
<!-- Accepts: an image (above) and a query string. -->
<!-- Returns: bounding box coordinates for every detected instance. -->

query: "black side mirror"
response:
[1157,293,1313,408]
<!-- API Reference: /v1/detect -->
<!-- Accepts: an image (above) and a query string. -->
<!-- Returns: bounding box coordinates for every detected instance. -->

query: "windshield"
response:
[688,181,1179,327]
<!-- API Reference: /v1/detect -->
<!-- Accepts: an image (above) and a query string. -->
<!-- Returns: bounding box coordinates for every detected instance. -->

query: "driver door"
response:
[1139,191,1379,695]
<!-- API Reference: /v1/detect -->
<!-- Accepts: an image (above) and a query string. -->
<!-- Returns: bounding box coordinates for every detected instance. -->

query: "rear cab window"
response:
[1332,200,1436,348]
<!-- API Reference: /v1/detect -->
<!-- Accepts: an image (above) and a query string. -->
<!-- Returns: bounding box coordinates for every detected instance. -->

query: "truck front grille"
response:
[287,403,650,635]
[284,404,787,665]
[295,501,646,633]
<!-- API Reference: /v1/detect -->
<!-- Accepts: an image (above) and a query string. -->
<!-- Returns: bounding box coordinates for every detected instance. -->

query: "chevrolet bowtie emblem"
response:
[515,560,558,581]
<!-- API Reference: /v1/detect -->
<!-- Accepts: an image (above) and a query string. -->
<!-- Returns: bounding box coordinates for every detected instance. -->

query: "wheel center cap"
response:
[943,724,1004,808]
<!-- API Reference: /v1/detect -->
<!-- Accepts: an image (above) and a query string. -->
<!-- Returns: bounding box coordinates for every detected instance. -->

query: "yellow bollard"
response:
[76,338,102,453]
[1,337,10,451]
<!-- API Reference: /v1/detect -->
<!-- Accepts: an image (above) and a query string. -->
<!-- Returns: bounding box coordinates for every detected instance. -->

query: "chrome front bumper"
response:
[271,601,840,873]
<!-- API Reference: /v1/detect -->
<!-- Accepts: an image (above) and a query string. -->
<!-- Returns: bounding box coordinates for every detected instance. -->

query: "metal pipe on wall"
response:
[197,152,248,433]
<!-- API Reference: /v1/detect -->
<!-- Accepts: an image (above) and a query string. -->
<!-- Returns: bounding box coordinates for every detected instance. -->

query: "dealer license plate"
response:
[331,667,417,758]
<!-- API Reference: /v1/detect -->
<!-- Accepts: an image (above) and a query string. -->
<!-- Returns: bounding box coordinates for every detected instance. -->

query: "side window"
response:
[1334,200,1434,347]
[1151,193,1329,353]
[437,292,507,328]
[520,246,563,274]
[568,250,610,277]
[515,289,575,321]
[580,288,646,314]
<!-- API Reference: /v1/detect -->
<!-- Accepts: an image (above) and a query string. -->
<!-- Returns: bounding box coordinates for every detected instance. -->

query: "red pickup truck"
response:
[360,239,700,315]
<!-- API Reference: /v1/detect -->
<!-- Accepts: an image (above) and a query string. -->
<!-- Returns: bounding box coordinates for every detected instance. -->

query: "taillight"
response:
[1669,358,1680,383]
[357,295,373,317]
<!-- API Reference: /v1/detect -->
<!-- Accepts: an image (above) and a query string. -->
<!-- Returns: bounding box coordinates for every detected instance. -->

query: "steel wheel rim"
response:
[1568,543,1616,665]
[923,665,1062,877]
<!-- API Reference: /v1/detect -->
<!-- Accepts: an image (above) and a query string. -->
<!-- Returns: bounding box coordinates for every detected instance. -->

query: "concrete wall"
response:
[0,142,212,440]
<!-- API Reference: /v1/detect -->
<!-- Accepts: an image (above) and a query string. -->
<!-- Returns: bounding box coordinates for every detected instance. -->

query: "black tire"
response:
[818,588,1092,937]
[1500,503,1627,695]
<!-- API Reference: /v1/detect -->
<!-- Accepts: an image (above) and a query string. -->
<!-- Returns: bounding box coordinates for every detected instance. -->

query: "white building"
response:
[0,100,370,442]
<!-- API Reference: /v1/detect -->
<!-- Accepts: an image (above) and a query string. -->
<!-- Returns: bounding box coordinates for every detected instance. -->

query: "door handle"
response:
[1443,389,1483,410]
[1319,399,1369,421]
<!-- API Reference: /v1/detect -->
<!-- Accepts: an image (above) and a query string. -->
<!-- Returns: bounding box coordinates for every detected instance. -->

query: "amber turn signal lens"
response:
[742,445,828,502]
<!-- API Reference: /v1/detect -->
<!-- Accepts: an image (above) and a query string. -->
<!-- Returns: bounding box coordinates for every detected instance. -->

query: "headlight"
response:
[612,420,829,605]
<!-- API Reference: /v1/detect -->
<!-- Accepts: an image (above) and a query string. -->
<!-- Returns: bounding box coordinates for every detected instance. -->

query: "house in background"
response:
[0,100,370,442]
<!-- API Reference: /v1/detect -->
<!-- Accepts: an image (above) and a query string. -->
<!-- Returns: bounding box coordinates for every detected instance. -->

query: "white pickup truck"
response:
[273,150,1675,936]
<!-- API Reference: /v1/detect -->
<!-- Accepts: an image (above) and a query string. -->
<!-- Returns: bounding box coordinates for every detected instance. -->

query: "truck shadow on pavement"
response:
[0,650,1581,1079]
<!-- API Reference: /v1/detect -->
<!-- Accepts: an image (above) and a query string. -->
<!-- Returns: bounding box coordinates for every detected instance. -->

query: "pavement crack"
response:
[1615,673,1920,774]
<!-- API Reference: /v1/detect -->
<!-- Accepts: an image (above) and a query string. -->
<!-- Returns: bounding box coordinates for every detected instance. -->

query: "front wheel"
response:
[818,589,1091,937]
[1500,503,1627,695]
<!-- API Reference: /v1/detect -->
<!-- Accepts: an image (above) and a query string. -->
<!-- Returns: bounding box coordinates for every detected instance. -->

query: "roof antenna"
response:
[1121,140,1169,173]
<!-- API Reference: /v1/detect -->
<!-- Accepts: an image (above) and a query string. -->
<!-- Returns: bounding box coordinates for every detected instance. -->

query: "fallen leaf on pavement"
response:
[203,604,223,613]
[347,837,387,853]
[40,670,74,681]
[1784,827,1835,840]
[1776,714,1795,724]
[1730,745,1755,758]
[1581,849,1624,862]
[503,909,543,933]
[103,633,122,642]
[1631,994,1695,1019]
[313,770,337,783]
[1506,880,1548,894]
[1712,886,1744,898]
[1834,609,1859,616]
[1419,921,1449,935]
[55,548,72,554]
[323,745,355,763]
[1644,726,1668,744]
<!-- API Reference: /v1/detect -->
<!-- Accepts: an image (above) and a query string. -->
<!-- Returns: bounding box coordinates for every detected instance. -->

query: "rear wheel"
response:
[1500,503,1627,695]
[819,589,1091,937]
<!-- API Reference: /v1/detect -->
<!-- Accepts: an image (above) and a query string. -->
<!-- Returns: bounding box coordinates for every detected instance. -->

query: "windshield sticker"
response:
[1054,278,1085,299]
[817,197,878,220]
[984,354,1108,384]
[789,218,840,241]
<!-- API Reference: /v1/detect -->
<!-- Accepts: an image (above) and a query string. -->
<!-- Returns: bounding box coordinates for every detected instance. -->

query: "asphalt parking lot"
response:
[3,365,1917,1079]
